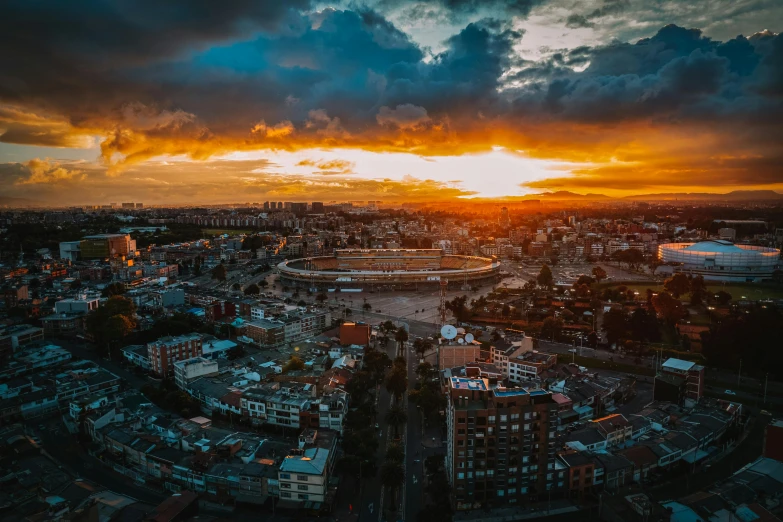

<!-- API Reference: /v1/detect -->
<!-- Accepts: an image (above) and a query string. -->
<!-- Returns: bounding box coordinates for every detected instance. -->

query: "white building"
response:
[173,357,219,391]
[278,447,330,503]
[55,297,100,315]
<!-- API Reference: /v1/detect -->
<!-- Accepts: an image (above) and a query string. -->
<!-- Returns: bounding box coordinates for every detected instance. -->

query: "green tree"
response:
[540,316,564,340]
[385,368,408,401]
[385,404,408,438]
[664,273,691,298]
[592,266,607,283]
[243,283,260,295]
[385,442,404,463]
[652,291,685,325]
[85,296,137,353]
[363,302,372,312]
[282,355,305,373]
[602,309,629,346]
[381,460,405,512]
[445,295,470,321]
[211,263,227,282]
[101,282,126,298]
[690,275,707,305]
[395,327,409,354]
[715,290,732,305]
[537,264,554,288]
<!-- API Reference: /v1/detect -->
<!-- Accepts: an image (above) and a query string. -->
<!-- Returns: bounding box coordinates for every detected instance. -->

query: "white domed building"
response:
[658,240,780,282]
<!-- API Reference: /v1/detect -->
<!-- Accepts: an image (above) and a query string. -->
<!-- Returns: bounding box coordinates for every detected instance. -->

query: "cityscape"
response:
[1,2,783,522]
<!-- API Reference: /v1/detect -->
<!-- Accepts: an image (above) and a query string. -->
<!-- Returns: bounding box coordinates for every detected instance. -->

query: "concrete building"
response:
[148,333,203,378]
[444,377,558,510]
[278,447,331,504]
[173,357,219,390]
[660,358,704,402]
[55,297,100,315]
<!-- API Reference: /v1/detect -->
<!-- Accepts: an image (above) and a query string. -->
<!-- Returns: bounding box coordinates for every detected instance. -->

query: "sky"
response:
[0,0,781,205]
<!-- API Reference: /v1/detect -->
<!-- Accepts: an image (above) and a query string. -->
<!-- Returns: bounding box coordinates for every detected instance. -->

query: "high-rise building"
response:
[445,377,557,509]
[263,202,270,211]
[311,202,324,213]
[121,202,135,209]
[79,234,136,259]
[499,207,510,227]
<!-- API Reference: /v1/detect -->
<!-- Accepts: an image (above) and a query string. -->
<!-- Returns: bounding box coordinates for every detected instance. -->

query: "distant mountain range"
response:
[532,190,783,201]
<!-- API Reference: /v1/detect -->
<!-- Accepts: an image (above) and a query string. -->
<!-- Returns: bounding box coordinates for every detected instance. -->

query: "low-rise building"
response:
[173,357,219,391]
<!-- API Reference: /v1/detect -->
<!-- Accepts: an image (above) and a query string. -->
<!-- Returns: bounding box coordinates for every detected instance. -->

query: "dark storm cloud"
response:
[565,0,628,28]
[0,0,781,191]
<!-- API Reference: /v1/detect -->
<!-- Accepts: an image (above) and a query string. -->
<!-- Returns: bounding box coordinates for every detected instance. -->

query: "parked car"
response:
[724,390,737,395]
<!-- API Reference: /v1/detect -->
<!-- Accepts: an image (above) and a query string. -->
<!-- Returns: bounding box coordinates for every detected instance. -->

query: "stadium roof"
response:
[682,240,748,254]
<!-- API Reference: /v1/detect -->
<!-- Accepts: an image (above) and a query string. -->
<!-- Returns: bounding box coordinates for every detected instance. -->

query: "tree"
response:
[490,329,502,342]
[629,308,660,343]
[243,283,260,295]
[664,273,691,298]
[715,290,733,305]
[537,264,554,288]
[85,296,137,353]
[385,442,404,463]
[316,292,327,303]
[344,307,352,319]
[690,275,707,305]
[413,338,432,358]
[101,282,126,298]
[231,282,241,291]
[363,302,372,313]
[395,328,409,353]
[380,460,405,511]
[592,266,607,283]
[258,279,269,289]
[282,355,305,373]
[541,316,564,340]
[652,291,685,324]
[385,368,408,401]
[385,404,408,438]
[227,345,246,360]
[211,263,227,282]
[602,309,629,346]
[445,295,470,322]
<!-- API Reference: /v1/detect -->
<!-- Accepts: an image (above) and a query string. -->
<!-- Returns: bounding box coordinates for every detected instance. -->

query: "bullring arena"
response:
[277,249,501,290]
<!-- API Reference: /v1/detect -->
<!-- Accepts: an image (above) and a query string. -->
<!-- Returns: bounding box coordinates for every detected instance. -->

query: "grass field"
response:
[202,228,255,236]
[600,281,783,300]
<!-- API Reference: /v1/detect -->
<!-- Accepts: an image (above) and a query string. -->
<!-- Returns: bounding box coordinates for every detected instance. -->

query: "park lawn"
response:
[571,354,656,377]
[202,228,255,236]
[600,281,783,301]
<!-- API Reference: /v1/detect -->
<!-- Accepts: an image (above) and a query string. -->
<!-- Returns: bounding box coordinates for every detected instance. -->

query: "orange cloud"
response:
[18,158,86,184]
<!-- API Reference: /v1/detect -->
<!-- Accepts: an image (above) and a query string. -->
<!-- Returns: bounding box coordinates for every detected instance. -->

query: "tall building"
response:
[445,377,557,510]
[79,234,136,259]
[263,201,270,211]
[311,201,324,213]
[148,333,203,377]
[499,207,510,227]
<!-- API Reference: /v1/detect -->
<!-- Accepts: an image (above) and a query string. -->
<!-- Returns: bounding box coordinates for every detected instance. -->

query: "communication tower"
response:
[439,279,448,327]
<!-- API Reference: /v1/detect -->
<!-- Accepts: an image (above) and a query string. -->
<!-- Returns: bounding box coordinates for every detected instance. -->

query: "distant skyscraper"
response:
[311,202,324,213]
[499,206,510,227]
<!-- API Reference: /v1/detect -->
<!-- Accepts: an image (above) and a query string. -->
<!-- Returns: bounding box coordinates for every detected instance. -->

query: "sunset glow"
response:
[0,1,781,205]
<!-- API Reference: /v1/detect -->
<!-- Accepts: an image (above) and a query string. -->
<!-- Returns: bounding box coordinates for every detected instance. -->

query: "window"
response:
[281,483,291,489]
[280,473,291,480]
[508,488,517,494]
[511,413,520,421]
[500,414,508,422]
[298,494,309,500]
[511,424,519,433]
[281,492,292,498]
[489,416,496,423]
[458,472,465,479]
[298,485,308,491]
[497,489,505,497]
[297,475,308,481]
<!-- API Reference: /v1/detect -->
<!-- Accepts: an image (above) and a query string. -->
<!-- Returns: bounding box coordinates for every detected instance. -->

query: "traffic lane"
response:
[357,340,399,522]
[405,343,423,522]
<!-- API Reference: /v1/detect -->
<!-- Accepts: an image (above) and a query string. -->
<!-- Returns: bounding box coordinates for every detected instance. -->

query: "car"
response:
[375,423,379,429]
[724,390,737,395]
[568,348,577,353]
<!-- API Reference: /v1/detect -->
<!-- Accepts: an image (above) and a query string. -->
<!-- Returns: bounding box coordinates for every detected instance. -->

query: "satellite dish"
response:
[465,333,475,343]
[458,338,465,345]
[440,325,457,340]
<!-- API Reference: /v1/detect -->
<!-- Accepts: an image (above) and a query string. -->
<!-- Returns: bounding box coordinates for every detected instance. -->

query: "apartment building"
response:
[660,358,705,401]
[173,357,219,391]
[490,336,557,383]
[445,377,558,510]
[278,447,331,504]
[148,333,203,378]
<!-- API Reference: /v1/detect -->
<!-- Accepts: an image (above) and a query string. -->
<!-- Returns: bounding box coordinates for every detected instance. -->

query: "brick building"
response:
[148,333,203,378]
[445,377,558,510]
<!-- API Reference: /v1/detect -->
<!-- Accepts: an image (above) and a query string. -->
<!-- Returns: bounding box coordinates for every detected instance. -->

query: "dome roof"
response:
[681,240,748,254]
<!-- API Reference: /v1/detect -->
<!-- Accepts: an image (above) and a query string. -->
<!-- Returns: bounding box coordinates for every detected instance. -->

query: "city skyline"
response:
[1,1,782,205]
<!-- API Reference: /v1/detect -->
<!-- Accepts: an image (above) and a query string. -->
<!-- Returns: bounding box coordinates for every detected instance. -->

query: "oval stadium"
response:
[658,240,781,282]
[278,249,501,290]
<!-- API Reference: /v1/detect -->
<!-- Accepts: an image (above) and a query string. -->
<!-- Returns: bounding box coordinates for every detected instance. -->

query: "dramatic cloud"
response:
[296,158,355,173]
[0,0,781,197]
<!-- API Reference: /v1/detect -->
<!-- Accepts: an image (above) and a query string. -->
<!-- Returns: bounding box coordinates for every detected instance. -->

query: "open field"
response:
[599,281,783,300]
